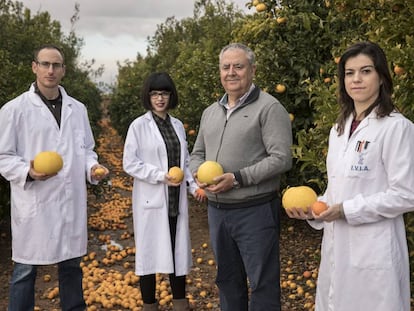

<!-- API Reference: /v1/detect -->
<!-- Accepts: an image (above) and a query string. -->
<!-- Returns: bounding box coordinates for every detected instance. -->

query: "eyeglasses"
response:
[36,61,64,70]
[149,91,171,99]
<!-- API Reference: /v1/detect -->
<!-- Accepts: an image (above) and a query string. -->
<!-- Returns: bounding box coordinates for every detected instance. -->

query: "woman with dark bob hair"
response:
[286,41,414,310]
[123,72,205,310]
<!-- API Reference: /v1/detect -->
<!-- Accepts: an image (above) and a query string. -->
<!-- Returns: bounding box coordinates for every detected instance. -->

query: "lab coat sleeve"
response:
[123,122,165,183]
[0,102,31,188]
[82,107,99,185]
[184,148,197,195]
[345,118,414,225]
[189,111,207,175]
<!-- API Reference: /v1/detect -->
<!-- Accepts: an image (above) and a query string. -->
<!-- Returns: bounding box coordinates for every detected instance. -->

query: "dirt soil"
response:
[0,118,323,311]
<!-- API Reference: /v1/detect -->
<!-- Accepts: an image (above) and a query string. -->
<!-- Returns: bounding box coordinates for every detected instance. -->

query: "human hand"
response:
[164,173,182,187]
[91,164,109,181]
[284,206,314,220]
[314,203,344,222]
[194,188,207,202]
[204,172,233,194]
[28,160,56,181]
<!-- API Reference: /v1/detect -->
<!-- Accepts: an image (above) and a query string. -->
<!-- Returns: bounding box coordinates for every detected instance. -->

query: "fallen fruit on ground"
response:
[197,161,224,185]
[282,186,317,212]
[33,151,63,174]
[311,201,328,215]
[168,166,184,183]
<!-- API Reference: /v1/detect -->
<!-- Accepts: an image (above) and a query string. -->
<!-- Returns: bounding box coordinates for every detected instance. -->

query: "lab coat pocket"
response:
[141,184,165,209]
[11,184,37,220]
[74,130,86,156]
[345,141,380,180]
[349,223,392,269]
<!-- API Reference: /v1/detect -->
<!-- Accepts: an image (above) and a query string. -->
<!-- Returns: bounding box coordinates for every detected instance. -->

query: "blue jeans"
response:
[208,198,281,311]
[8,257,86,311]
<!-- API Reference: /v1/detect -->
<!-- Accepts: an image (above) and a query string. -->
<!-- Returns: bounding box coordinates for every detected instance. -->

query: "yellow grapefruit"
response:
[168,166,184,183]
[197,161,224,185]
[94,167,105,176]
[33,151,63,174]
[282,186,317,212]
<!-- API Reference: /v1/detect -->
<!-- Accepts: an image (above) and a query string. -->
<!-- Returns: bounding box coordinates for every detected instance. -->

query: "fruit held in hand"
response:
[311,201,328,215]
[168,166,184,183]
[196,188,207,199]
[95,167,105,176]
[282,186,317,212]
[33,151,63,174]
[197,161,224,185]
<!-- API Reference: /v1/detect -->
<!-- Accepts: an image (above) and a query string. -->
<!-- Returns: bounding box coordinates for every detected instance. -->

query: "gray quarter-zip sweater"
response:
[190,86,292,205]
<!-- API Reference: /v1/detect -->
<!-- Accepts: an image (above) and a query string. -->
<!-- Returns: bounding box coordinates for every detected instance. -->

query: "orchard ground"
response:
[0,117,323,310]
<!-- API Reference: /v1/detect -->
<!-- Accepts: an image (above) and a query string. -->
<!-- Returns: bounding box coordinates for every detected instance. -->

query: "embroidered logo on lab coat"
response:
[351,140,370,172]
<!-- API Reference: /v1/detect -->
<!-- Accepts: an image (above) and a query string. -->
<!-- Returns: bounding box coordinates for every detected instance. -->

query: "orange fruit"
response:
[95,167,105,176]
[196,188,207,199]
[394,65,405,75]
[275,83,286,94]
[276,17,287,24]
[303,271,312,278]
[255,3,267,12]
[311,201,328,215]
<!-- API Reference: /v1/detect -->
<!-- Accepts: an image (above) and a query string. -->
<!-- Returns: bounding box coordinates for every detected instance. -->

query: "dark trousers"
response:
[140,216,186,303]
[8,257,86,311]
[208,198,281,311]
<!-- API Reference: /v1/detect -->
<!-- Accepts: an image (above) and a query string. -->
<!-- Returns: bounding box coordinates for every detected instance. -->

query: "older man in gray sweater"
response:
[190,43,292,311]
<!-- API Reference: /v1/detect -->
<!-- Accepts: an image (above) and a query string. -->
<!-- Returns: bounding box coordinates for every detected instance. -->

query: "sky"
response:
[19,0,252,86]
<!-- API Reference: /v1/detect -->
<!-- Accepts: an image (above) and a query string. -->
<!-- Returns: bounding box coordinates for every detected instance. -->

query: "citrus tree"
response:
[109,0,244,144]
[289,0,414,292]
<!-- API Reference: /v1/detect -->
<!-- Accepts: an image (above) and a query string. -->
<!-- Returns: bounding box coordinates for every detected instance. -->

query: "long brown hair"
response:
[336,41,394,135]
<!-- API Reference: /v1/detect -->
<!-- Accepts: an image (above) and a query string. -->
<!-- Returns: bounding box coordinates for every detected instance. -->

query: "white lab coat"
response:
[0,84,98,265]
[310,110,414,311]
[123,111,197,276]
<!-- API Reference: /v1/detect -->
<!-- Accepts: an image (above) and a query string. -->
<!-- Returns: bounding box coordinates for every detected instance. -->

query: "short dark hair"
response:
[336,41,394,135]
[34,44,65,63]
[141,72,179,110]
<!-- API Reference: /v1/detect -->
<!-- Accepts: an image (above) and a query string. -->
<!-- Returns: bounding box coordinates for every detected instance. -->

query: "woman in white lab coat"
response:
[123,72,204,311]
[286,41,414,310]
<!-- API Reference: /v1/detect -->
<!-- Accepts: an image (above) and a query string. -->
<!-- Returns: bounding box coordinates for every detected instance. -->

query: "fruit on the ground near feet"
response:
[33,151,63,174]
[282,186,317,212]
[94,167,105,176]
[197,161,224,185]
[311,201,328,215]
[168,166,184,183]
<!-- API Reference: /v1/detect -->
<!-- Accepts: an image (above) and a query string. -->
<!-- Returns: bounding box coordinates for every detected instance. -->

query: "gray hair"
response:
[219,43,255,66]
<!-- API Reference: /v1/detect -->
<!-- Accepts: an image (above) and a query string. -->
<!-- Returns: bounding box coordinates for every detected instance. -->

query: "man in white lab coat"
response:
[0,44,109,311]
